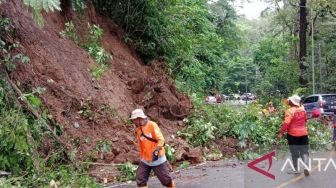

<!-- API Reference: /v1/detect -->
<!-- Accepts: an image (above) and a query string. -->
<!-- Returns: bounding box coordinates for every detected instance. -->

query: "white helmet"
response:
[130,109,147,120]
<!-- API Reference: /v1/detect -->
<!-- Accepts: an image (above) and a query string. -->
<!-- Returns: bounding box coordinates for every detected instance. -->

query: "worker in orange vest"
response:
[130,109,175,188]
[278,95,310,176]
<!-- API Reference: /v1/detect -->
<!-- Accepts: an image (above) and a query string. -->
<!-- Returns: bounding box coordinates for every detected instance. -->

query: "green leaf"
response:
[27,94,42,108]
[23,0,61,12]
[22,56,30,64]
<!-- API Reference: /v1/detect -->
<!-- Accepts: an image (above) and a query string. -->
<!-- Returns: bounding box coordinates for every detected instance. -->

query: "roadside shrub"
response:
[59,21,79,44]
[119,162,138,181]
[0,109,33,174]
[165,144,175,162]
[0,17,30,72]
[180,96,332,154]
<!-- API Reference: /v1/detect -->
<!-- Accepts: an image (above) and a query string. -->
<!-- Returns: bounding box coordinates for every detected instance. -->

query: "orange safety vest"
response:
[280,106,308,136]
[137,121,165,162]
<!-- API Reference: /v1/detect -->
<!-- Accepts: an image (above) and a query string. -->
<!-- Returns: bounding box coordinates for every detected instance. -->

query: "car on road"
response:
[242,93,257,101]
[221,94,229,101]
[205,96,217,104]
[302,94,336,117]
[229,94,241,100]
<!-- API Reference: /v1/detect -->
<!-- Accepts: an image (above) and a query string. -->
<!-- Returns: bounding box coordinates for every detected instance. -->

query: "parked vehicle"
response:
[205,96,217,104]
[229,94,241,100]
[221,94,229,101]
[242,93,257,100]
[302,94,336,117]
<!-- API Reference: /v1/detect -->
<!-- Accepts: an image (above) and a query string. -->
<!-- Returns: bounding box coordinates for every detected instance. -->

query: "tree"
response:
[93,0,242,94]
[299,0,308,87]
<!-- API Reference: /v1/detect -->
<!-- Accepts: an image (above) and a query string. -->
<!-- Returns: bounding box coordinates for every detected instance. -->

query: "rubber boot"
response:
[302,154,310,176]
[287,156,301,174]
[287,169,301,174]
[168,181,175,188]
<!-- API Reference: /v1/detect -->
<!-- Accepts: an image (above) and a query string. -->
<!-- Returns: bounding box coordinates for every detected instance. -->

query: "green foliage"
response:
[22,0,61,12]
[184,99,282,148]
[0,17,30,72]
[90,64,107,79]
[119,162,137,181]
[26,94,42,108]
[20,87,45,109]
[178,119,217,147]
[312,10,336,93]
[0,19,38,175]
[7,165,100,187]
[95,140,111,153]
[59,21,79,44]
[93,0,241,94]
[0,78,99,186]
[177,161,190,170]
[0,83,43,177]
[180,95,332,159]
[230,104,283,148]
[78,97,92,115]
[0,178,16,188]
[78,97,96,120]
[259,0,336,94]
[0,0,61,26]
[88,24,104,42]
[0,109,33,174]
[0,16,11,33]
[60,21,112,79]
[85,44,111,66]
[236,149,260,160]
[39,165,99,187]
[307,120,333,149]
[224,16,301,97]
[7,0,62,26]
[71,0,86,13]
[204,148,223,161]
[253,37,289,73]
[83,24,112,66]
[252,37,299,97]
[0,17,98,182]
[179,95,237,146]
[164,144,175,162]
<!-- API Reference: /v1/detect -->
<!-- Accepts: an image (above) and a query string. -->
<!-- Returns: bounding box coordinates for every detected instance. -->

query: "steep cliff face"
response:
[0,0,195,181]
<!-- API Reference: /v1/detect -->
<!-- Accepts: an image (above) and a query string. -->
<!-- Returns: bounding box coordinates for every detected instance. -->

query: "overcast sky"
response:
[234,0,269,20]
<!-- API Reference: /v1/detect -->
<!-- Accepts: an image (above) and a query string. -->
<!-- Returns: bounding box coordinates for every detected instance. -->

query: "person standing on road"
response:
[130,109,175,188]
[278,95,310,176]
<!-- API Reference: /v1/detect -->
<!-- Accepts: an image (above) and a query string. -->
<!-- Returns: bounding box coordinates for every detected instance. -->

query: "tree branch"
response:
[2,70,73,157]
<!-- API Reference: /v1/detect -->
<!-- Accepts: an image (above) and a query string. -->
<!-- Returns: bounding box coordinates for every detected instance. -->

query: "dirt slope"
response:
[0,0,197,182]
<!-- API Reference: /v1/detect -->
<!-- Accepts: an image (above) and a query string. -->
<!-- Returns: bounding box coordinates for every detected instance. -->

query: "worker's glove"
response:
[152,147,161,161]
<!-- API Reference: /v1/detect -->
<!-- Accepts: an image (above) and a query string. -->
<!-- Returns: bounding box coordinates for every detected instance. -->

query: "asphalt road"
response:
[107,149,336,188]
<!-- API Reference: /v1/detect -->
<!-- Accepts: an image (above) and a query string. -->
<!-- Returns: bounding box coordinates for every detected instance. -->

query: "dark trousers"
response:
[287,134,309,170]
[136,161,173,187]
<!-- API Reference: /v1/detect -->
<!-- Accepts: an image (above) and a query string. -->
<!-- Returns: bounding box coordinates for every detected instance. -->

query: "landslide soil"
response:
[0,0,238,183]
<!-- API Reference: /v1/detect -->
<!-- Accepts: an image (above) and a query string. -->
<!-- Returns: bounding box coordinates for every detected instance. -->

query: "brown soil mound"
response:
[0,0,196,182]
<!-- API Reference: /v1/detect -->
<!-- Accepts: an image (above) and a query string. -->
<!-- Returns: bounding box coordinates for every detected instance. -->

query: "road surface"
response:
[106,149,336,188]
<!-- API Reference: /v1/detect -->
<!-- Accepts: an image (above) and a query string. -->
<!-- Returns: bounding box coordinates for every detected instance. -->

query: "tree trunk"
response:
[299,0,308,87]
